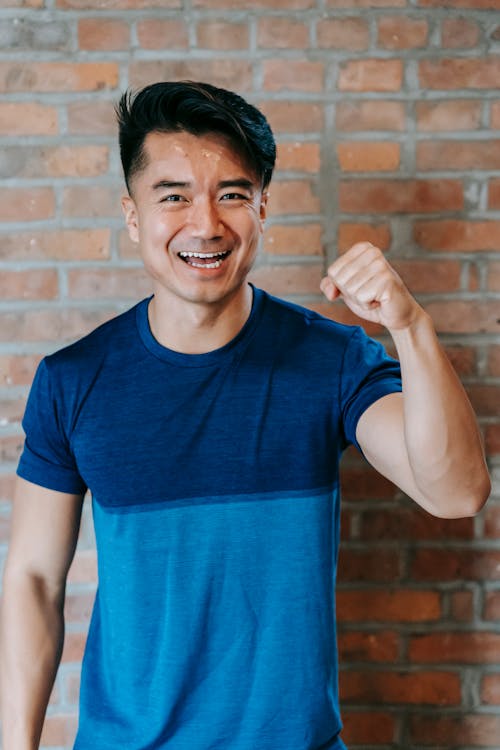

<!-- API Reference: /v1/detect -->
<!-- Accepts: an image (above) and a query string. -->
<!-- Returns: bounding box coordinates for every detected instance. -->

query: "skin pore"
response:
[122,130,268,354]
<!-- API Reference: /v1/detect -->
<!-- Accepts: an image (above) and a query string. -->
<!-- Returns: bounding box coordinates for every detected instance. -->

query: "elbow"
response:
[464,470,491,516]
[416,467,491,519]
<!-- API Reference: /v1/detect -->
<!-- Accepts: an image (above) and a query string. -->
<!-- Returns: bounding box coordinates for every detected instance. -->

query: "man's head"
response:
[116,81,276,196]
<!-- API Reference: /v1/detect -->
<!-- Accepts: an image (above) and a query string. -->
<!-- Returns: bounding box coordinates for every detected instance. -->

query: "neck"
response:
[147,284,253,354]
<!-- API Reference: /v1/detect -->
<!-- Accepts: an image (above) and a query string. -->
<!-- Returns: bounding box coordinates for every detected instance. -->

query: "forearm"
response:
[0,573,65,750]
[390,308,490,515]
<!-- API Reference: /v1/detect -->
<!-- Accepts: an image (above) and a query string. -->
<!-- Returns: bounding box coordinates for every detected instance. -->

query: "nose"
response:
[188,196,223,240]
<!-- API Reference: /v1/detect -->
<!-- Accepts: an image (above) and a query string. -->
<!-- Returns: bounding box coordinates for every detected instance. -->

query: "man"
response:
[0,81,490,750]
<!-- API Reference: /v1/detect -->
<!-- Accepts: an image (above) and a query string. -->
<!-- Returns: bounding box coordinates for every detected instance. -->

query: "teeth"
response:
[179,251,227,259]
[190,259,223,269]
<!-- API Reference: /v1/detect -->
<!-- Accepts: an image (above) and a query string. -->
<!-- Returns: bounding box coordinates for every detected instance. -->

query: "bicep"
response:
[5,477,84,591]
[355,392,430,509]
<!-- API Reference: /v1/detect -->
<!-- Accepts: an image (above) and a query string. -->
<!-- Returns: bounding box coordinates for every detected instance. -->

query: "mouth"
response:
[178,250,232,269]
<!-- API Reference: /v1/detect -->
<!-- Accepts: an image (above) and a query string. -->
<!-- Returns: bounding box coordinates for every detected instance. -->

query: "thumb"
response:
[320,276,340,301]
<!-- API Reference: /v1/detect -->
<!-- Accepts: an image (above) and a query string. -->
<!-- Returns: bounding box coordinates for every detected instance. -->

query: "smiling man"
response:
[0,81,490,750]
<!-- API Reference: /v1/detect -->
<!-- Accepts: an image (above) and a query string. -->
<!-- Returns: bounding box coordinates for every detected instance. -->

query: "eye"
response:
[159,194,186,203]
[220,192,248,201]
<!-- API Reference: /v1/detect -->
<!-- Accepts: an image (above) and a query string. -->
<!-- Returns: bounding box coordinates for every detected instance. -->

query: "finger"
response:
[329,255,388,297]
[320,276,341,301]
[326,243,382,284]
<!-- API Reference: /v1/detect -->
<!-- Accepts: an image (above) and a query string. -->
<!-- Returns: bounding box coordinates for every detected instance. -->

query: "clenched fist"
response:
[320,242,423,332]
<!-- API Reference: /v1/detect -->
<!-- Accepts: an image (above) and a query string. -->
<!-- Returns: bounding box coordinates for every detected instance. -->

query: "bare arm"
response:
[0,477,84,750]
[321,242,491,518]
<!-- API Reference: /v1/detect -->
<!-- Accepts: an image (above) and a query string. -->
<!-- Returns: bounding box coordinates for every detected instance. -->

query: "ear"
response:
[259,191,269,231]
[121,195,140,243]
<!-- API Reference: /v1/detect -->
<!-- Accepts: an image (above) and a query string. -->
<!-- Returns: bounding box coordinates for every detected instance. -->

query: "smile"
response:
[178,250,232,269]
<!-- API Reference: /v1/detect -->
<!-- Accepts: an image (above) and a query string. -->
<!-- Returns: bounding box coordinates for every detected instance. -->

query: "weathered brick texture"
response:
[0,2,498,749]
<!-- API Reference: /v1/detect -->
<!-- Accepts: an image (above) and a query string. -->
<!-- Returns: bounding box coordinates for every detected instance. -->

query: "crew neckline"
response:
[135,284,264,367]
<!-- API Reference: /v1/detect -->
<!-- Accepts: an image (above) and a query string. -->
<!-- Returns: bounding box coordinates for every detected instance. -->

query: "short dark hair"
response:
[116,80,276,194]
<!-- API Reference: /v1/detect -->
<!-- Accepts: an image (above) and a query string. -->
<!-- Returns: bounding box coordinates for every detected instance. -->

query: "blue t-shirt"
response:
[17,287,401,750]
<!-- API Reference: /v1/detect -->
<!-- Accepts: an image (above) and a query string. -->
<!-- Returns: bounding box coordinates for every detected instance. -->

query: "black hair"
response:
[116,80,276,194]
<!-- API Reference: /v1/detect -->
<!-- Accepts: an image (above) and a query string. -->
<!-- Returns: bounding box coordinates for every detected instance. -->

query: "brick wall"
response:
[0,0,499,748]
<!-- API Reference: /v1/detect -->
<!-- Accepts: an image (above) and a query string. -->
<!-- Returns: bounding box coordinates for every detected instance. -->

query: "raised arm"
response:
[0,477,84,750]
[321,242,491,518]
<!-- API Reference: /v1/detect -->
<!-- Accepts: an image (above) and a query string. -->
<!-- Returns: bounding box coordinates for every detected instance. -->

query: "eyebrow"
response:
[151,178,256,192]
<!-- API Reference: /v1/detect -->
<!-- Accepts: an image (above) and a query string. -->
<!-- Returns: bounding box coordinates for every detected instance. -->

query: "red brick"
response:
[427,301,499,333]
[78,18,129,50]
[336,101,405,132]
[276,142,320,173]
[489,346,500,376]
[0,102,57,135]
[450,590,474,621]
[417,139,500,170]
[340,465,398,500]
[67,100,116,135]
[337,141,400,172]
[410,632,500,664]
[193,0,313,6]
[196,21,248,50]
[0,62,118,92]
[0,0,43,6]
[445,346,476,376]
[8,145,109,178]
[0,398,25,428]
[328,0,405,5]
[40,714,78,747]
[338,222,391,253]
[488,178,500,209]
[0,435,23,463]
[129,60,252,93]
[377,16,428,49]
[61,632,86,663]
[419,0,500,6]
[247,263,324,297]
[263,60,324,93]
[416,100,481,131]
[338,59,403,92]
[486,271,500,296]
[485,424,500,456]
[0,473,15,503]
[68,268,152,299]
[64,592,95,624]
[442,17,480,48]
[484,505,500,537]
[58,0,179,6]
[0,355,41,387]
[340,670,461,705]
[338,630,399,662]
[0,187,54,222]
[420,57,500,90]
[337,549,402,583]
[137,19,188,49]
[263,224,323,256]
[341,712,395,745]
[0,309,114,343]
[257,17,308,49]
[64,671,81,706]
[339,179,463,213]
[415,220,500,252]
[392,259,461,293]
[0,270,58,301]
[466,384,500,417]
[491,102,500,129]
[260,101,323,133]
[317,18,369,51]
[410,714,500,746]
[482,674,500,705]
[412,549,500,581]
[267,180,320,215]
[0,230,110,261]
[358,506,473,541]
[337,590,441,622]
[485,592,500,620]
[62,186,122,218]
[67,550,97,584]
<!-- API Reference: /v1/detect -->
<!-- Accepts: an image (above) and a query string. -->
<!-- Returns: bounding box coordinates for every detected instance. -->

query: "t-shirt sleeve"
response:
[16,358,87,495]
[340,326,402,452]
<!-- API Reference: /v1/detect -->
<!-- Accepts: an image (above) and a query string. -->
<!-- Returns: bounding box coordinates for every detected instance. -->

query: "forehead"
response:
[140,130,256,182]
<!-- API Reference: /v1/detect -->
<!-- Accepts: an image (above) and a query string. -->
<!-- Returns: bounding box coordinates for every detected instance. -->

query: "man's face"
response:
[122,130,268,308]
